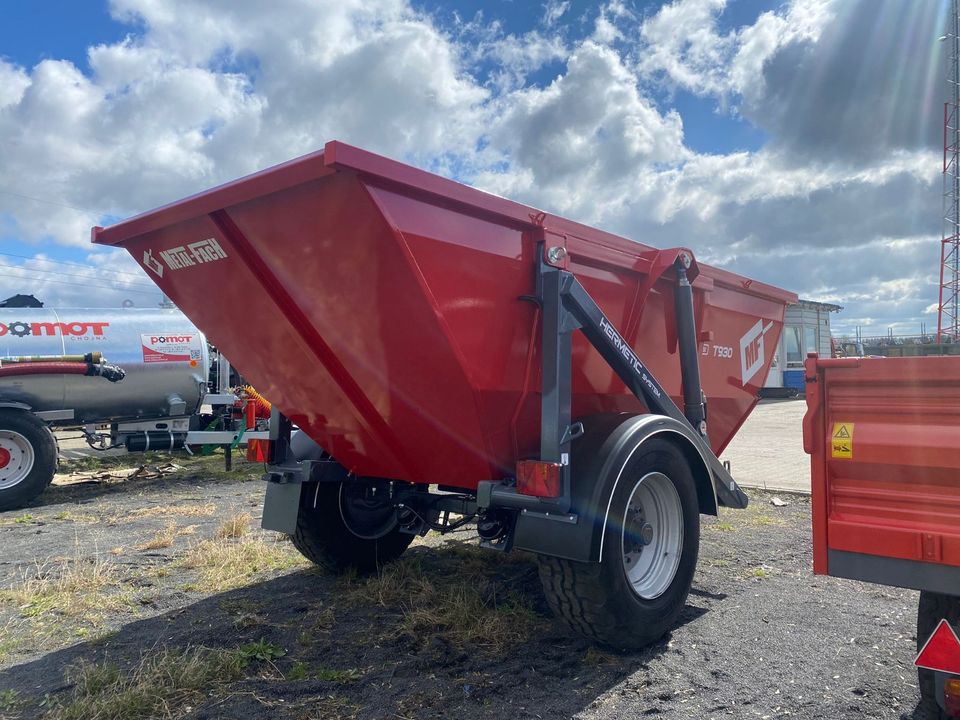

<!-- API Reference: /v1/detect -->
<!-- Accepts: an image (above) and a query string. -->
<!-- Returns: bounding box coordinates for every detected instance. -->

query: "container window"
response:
[785,326,803,367]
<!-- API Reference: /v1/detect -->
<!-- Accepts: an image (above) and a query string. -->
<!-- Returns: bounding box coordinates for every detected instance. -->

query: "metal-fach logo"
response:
[740,320,774,386]
[143,237,228,275]
[143,249,164,277]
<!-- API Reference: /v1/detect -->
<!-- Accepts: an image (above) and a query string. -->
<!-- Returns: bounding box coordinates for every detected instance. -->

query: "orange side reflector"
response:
[516,460,562,498]
[246,439,272,463]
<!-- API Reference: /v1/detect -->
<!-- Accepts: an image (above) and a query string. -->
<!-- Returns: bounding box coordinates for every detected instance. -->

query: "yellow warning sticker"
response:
[831,422,854,459]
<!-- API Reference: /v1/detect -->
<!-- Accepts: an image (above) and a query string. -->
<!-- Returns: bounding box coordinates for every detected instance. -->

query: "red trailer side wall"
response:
[804,354,960,592]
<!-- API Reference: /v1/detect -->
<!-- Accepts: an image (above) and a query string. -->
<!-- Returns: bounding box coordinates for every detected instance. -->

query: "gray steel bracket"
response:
[493,245,747,512]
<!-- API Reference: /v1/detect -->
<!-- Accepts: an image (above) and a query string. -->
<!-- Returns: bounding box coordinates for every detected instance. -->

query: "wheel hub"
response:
[339,480,399,540]
[621,471,684,600]
[0,431,35,490]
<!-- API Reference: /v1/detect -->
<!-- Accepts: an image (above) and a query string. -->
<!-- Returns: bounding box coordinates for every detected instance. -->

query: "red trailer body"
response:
[803,354,960,589]
[804,353,960,717]
[93,141,795,490]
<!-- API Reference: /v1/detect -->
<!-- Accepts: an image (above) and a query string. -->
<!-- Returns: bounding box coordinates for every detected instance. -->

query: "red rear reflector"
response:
[516,460,562,498]
[247,439,272,463]
[946,678,960,718]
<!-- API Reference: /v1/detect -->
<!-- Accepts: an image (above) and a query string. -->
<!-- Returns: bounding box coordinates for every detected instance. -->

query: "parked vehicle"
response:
[92,140,796,648]
[804,354,960,718]
[0,308,266,510]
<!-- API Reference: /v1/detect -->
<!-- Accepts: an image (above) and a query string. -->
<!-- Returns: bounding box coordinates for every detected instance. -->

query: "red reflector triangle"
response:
[915,619,960,675]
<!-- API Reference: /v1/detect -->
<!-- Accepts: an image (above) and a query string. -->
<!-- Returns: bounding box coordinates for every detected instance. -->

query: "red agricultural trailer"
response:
[804,354,960,718]
[93,141,795,648]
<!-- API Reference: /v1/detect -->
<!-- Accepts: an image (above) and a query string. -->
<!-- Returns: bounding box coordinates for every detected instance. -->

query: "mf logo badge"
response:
[143,249,164,277]
[739,319,774,386]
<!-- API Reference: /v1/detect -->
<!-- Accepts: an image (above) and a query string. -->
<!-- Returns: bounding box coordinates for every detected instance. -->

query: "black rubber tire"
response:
[291,479,415,574]
[0,410,58,512]
[537,438,700,650]
[917,591,960,719]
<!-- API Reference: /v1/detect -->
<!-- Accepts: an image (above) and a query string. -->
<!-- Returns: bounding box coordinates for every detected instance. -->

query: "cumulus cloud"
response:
[0,0,949,334]
[480,40,687,220]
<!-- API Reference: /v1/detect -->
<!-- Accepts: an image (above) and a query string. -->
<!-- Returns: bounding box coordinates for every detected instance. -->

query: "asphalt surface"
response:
[720,399,809,494]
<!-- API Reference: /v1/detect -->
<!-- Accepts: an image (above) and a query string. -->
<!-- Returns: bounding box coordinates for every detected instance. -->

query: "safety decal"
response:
[831,423,854,459]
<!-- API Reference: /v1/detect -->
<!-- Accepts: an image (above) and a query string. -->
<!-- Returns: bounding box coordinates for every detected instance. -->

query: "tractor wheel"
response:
[917,591,960,719]
[537,438,700,650]
[0,409,58,512]
[290,462,415,573]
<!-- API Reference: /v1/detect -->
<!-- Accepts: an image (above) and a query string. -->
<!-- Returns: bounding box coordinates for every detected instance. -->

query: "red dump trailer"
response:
[804,354,960,718]
[93,141,795,648]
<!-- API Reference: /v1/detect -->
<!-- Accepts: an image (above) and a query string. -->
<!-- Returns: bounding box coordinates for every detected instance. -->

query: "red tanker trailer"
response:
[93,141,796,648]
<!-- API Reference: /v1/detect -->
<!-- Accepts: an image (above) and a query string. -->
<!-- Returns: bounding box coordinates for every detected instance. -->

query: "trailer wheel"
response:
[537,438,700,650]
[291,476,415,574]
[917,591,960,719]
[0,409,58,512]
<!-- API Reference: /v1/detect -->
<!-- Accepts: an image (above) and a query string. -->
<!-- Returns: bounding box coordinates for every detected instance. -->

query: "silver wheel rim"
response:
[0,430,35,491]
[621,471,683,599]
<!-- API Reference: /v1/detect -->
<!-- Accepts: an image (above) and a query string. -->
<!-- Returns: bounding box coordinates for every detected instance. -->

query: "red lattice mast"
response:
[939,0,960,343]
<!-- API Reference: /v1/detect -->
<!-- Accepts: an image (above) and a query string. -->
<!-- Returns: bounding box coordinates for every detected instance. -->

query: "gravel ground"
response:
[0,455,926,720]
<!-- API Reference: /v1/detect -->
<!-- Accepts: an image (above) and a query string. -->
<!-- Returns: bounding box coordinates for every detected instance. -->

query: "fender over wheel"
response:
[537,438,700,650]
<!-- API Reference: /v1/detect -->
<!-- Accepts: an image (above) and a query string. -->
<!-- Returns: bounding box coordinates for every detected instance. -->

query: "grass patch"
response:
[704,558,732,567]
[315,667,363,683]
[287,661,309,680]
[13,514,34,525]
[215,511,251,539]
[746,566,772,579]
[0,554,127,621]
[237,638,285,663]
[0,550,140,662]
[135,520,178,551]
[350,546,545,650]
[583,647,618,665]
[0,632,26,665]
[0,688,21,711]
[41,644,260,720]
[133,521,199,551]
[706,521,736,532]
[114,503,216,523]
[306,695,361,720]
[177,533,308,592]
